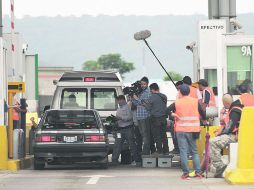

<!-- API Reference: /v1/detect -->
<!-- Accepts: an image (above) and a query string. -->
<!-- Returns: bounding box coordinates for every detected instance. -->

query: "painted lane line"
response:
[82,175,114,185]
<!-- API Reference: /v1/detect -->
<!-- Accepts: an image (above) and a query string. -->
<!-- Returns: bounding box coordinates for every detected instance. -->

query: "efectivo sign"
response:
[200,25,225,30]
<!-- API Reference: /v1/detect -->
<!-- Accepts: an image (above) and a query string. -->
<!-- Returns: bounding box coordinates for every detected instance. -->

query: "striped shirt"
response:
[132,88,151,120]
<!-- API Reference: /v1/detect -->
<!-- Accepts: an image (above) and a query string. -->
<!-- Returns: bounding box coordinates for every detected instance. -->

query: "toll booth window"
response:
[205,69,218,95]
[91,88,117,110]
[227,46,253,95]
[61,88,87,109]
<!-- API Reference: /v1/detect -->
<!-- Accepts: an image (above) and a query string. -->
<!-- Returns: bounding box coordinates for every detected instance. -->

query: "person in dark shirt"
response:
[144,83,169,154]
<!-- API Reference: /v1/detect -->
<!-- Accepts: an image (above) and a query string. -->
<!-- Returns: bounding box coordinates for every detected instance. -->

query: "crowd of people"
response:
[112,75,254,180]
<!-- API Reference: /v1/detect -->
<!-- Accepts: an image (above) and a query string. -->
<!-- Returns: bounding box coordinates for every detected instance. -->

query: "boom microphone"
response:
[134,30,151,41]
[134,30,177,88]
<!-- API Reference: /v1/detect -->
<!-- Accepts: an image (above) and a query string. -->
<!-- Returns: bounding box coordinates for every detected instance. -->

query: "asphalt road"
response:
[0,164,253,190]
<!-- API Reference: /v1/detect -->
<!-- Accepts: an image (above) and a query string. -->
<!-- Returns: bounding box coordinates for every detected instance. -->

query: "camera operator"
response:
[132,76,151,155]
[112,95,139,166]
[128,96,142,161]
[143,83,169,155]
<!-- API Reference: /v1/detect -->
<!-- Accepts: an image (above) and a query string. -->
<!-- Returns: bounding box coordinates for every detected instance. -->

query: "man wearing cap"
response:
[132,76,152,155]
[181,76,202,99]
[168,84,206,179]
[198,79,216,109]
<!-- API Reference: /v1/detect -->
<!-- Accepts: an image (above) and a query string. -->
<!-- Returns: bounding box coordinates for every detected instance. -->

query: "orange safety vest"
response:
[239,93,254,107]
[189,86,198,99]
[12,108,20,121]
[177,86,198,99]
[202,87,216,107]
[223,106,242,134]
[220,107,229,127]
[175,96,200,132]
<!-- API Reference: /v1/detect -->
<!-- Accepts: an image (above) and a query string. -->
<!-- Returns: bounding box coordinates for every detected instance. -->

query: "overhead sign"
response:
[8,82,25,92]
[199,20,227,69]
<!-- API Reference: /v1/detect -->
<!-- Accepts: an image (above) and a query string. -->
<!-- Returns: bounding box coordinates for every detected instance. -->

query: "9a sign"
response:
[241,46,252,57]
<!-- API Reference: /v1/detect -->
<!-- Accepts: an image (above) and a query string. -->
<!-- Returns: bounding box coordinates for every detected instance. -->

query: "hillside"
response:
[3,14,254,81]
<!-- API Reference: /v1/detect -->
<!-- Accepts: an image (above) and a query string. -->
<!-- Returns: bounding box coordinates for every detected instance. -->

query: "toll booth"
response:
[197,19,254,112]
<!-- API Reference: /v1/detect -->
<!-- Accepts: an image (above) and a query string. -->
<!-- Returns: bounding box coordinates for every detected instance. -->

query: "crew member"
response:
[210,95,243,178]
[197,79,216,109]
[10,93,26,129]
[128,96,142,161]
[192,93,233,176]
[112,95,139,166]
[168,84,206,179]
[238,84,254,106]
[144,83,169,155]
[175,80,183,100]
[132,77,151,155]
[182,76,201,99]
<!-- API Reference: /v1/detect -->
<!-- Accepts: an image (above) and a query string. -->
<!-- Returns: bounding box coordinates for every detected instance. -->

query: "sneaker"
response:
[214,165,227,178]
[189,171,196,177]
[195,172,204,179]
[169,149,180,155]
[181,173,190,180]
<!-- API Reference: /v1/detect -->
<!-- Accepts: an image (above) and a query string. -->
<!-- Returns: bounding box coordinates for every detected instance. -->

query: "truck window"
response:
[91,88,117,110]
[60,88,87,109]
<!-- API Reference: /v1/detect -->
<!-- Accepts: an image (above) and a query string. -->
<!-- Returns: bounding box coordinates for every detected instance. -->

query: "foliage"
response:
[82,53,135,75]
[163,71,183,81]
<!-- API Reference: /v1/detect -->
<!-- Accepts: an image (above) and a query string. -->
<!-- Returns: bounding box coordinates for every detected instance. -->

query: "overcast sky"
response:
[2,0,254,18]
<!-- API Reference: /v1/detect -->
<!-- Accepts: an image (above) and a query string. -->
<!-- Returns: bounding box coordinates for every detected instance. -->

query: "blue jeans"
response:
[138,118,151,155]
[176,132,201,174]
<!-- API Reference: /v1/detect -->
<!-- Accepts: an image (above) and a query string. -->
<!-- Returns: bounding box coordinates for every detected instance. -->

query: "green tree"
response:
[163,71,183,81]
[82,53,135,75]
[82,60,101,71]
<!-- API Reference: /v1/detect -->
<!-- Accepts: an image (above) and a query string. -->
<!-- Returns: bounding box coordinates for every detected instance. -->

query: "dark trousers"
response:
[138,117,151,155]
[150,116,169,154]
[134,124,142,161]
[13,120,19,129]
[112,127,138,162]
[169,120,179,151]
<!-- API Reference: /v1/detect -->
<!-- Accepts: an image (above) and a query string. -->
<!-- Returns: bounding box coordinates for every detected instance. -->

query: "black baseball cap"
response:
[197,79,208,87]
[182,76,192,85]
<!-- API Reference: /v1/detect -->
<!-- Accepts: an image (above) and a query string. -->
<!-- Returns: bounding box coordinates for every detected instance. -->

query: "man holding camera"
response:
[132,76,151,155]
[112,95,139,166]
[144,83,169,155]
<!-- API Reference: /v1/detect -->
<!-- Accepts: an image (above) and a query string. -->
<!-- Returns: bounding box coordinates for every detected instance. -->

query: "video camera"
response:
[104,115,118,132]
[123,80,142,97]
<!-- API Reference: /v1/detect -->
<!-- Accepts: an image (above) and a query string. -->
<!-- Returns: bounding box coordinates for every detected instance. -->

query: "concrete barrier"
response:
[225,107,254,184]
[0,125,8,169]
